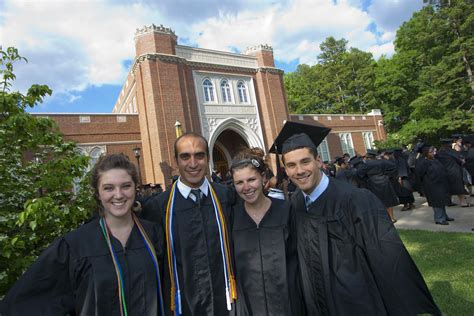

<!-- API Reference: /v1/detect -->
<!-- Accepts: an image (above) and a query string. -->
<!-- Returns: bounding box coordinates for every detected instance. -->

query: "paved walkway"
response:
[393,193,474,233]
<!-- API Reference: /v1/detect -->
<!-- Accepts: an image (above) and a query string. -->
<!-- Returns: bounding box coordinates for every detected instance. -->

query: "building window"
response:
[237,81,248,103]
[89,147,105,168]
[221,79,233,103]
[339,133,355,157]
[203,79,215,102]
[318,138,331,162]
[362,132,375,150]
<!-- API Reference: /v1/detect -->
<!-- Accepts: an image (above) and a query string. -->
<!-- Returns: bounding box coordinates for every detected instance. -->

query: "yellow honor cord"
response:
[165,181,178,311]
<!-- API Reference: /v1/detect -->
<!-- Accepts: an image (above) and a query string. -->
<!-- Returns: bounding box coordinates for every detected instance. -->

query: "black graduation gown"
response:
[141,183,234,316]
[391,156,415,204]
[357,159,399,207]
[335,168,358,187]
[465,147,474,177]
[290,179,440,316]
[415,158,450,208]
[0,218,163,316]
[436,148,466,195]
[231,198,302,316]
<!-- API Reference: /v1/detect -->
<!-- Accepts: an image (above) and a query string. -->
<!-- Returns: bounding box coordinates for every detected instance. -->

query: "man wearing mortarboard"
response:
[270,121,440,316]
[436,138,468,207]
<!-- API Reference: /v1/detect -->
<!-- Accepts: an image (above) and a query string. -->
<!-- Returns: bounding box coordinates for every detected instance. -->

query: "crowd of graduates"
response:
[296,134,473,225]
[2,122,460,316]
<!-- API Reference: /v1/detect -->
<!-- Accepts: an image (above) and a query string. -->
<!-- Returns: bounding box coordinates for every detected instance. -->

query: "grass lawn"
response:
[398,229,474,316]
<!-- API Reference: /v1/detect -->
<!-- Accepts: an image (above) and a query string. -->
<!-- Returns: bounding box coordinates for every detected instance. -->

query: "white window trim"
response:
[203,78,216,103]
[339,133,355,157]
[220,78,233,104]
[318,138,331,162]
[237,80,249,104]
[362,131,375,150]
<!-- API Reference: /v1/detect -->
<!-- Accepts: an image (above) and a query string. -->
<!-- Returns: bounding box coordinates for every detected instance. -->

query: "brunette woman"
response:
[0,154,164,315]
[230,149,303,316]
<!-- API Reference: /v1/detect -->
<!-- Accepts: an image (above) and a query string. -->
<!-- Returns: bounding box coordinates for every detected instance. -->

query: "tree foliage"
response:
[285,0,473,147]
[0,47,94,296]
[285,37,377,115]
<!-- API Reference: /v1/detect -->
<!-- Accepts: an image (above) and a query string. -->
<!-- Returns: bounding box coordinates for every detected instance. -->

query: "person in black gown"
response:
[334,156,357,186]
[229,149,302,316]
[392,148,416,210]
[357,149,399,223]
[436,139,468,206]
[0,153,164,315]
[270,121,440,316]
[140,132,236,316]
[415,144,454,225]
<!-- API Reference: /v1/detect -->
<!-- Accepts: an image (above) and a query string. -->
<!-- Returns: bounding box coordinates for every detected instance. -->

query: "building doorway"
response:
[212,129,248,179]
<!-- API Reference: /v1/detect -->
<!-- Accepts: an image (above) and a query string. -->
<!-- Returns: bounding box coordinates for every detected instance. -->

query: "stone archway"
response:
[208,118,265,174]
[212,130,248,177]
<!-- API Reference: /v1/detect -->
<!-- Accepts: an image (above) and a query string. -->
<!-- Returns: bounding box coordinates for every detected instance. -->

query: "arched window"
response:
[220,79,233,103]
[90,147,104,167]
[203,79,215,102]
[237,81,248,103]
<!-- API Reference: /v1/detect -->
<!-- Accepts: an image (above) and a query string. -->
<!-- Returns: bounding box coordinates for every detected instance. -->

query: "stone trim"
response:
[132,53,284,75]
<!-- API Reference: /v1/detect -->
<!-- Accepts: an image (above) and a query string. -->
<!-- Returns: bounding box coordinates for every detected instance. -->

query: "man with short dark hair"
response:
[271,121,440,316]
[141,132,236,315]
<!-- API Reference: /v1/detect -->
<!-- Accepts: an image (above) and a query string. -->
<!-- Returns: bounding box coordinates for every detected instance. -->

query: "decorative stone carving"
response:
[243,117,259,134]
[208,117,218,134]
[134,24,177,39]
[244,44,273,54]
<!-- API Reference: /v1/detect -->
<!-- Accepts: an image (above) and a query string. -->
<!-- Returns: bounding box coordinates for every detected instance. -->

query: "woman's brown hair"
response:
[90,153,140,213]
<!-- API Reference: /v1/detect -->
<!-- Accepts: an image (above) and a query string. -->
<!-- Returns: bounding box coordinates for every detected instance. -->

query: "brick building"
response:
[34,24,385,187]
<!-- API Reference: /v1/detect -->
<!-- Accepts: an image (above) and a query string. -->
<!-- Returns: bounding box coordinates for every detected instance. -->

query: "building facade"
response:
[35,24,386,186]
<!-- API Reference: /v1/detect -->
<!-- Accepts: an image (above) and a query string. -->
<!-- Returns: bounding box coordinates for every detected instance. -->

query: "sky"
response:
[0,0,424,114]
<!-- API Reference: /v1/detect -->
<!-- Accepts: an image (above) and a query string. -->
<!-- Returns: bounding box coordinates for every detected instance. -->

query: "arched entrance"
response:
[212,130,248,178]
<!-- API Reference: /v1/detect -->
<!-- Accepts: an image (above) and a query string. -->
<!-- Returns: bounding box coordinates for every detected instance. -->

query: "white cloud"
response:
[188,0,379,66]
[1,0,161,94]
[368,42,395,59]
[0,0,422,105]
[368,0,423,33]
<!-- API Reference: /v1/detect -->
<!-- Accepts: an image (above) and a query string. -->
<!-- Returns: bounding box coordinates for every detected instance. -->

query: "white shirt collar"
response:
[177,177,210,199]
[302,172,329,205]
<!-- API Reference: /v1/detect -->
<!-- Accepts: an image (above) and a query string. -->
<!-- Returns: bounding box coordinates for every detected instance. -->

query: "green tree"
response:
[384,0,474,145]
[284,37,377,115]
[0,47,94,296]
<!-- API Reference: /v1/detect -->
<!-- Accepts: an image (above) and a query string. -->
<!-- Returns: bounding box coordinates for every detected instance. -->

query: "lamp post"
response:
[175,120,183,138]
[133,146,142,186]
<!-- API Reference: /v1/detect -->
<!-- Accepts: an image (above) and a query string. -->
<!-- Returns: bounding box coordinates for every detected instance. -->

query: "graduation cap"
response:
[417,143,432,154]
[382,149,394,155]
[334,156,345,165]
[365,149,379,157]
[269,121,331,186]
[440,138,452,144]
[269,121,331,155]
[452,134,463,139]
[349,155,364,167]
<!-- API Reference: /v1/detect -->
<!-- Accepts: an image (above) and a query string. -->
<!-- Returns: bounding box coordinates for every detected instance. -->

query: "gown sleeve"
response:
[0,237,75,316]
[349,189,441,315]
